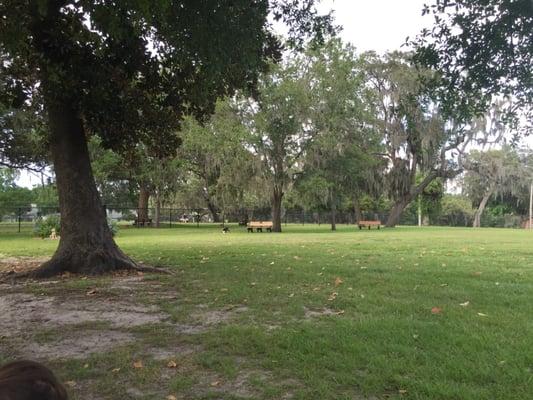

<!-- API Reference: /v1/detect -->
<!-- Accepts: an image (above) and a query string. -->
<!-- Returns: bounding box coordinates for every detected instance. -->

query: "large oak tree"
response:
[0,0,334,276]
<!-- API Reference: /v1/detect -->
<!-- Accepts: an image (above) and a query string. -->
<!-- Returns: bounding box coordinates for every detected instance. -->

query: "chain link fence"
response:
[0,204,388,233]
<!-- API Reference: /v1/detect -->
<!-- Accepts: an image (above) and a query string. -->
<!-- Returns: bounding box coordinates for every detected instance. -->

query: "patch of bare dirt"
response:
[0,256,50,274]
[195,306,248,325]
[303,307,339,318]
[174,305,249,334]
[25,330,135,360]
[0,293,167,338]
[147,343,201,361]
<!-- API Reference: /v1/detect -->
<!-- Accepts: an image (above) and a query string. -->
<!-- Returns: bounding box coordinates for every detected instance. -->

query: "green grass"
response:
[1,224,533,399]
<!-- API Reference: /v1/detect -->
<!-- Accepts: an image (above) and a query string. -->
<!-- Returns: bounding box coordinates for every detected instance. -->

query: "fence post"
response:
[302,210,305,226]
[169,209,172,228]
[196,209,200,228]
[18,207,21,233]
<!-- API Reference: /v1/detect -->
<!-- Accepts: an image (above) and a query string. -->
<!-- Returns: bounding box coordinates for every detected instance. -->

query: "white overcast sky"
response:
[318,0,432,53]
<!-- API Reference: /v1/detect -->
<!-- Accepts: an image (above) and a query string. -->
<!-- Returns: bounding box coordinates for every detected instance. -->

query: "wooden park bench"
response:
[133,218,153,227]
[247,221,273,232]
[358,220,381,230]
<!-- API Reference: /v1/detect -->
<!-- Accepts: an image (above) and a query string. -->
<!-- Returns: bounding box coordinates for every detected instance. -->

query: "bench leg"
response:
[377,225,380,229]
[358,225,362,230]
[267,227,272,232]
[257,228,262,232]
[247,228,253,233]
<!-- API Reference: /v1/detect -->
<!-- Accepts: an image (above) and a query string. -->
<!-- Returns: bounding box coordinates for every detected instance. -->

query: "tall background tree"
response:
[242,60,314,232]
[463,147,526,227]
[179,100,255,223]
[298,40,381,230]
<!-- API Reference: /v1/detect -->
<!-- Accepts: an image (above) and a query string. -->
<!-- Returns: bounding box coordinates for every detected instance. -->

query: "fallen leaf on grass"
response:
[293,256,301,260]
[83,364,89,369]
[210,381,221,387]
[328,292,338,301]
[86,289,97,296]
[431,307,443,314]
[399,389,408,394]
[133,360,143,369]
[64,381,76,388]
[111,368,121,373]
[335,310,345,315]
[334,277,343,287]
[459,301,470,307]
[167,360,177,368]
[477,312,488,317]
[166,395,177,400]
[289,293,295,298]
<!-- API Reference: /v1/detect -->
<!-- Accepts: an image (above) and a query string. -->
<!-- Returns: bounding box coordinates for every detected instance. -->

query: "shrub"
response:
[437,195,474,227]
[33,215,61,238]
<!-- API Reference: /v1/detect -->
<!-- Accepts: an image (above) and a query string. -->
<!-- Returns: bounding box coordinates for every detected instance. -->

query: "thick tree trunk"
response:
[353,198,362,223]
[417,196,422,227]
[386,199,411,228]
[154,190,161,228]
[386,171,440,228]
[32,100,138,277]
[206,198,220,223]
[473,189,493,228]
[330,191,337,231]
[271,188,283,232]
[138,185,150,222]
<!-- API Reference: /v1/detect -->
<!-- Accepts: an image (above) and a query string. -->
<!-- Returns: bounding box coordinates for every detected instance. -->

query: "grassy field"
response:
[1,225,532,399]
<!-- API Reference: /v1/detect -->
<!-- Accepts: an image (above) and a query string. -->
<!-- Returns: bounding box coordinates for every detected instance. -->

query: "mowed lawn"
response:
[1,225,533,399]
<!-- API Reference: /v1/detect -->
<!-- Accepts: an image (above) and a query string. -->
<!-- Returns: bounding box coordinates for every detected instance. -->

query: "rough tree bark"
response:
[31,99,139,277]
[137,185,150,222]
[271,186,283,232]
[473,188,494,228]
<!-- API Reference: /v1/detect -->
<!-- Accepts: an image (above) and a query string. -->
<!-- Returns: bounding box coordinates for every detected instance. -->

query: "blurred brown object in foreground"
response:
[0,360,68,400]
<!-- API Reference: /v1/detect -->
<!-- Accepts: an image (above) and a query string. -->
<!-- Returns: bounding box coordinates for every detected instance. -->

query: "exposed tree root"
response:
[0,254,172,282]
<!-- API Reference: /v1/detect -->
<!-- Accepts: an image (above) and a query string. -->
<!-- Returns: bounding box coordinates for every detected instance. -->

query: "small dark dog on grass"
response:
[0,360,68,400]
[222,226,230,234]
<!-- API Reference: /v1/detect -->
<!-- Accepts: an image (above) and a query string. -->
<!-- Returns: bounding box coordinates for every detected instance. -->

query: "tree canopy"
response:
[413,0,532,132]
